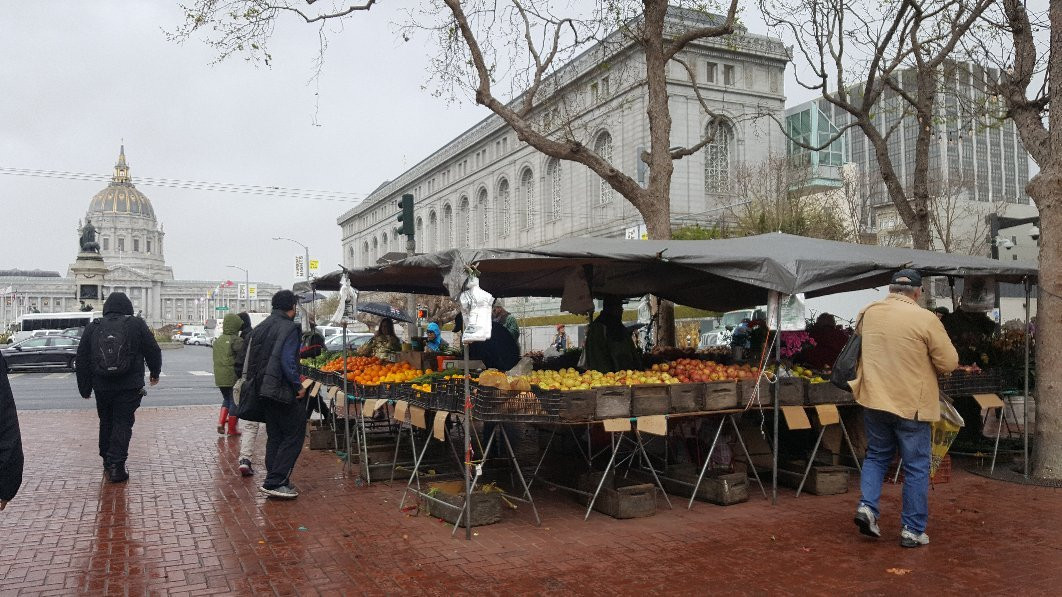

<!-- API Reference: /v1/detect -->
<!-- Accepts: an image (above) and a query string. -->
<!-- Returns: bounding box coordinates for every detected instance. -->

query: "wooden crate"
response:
[668,383,704,413]
[631,384,670,417]
[777,377,808,406]
[647,465,749,506]
[595,386,632,420]
[703,381,739,411]
[578,472,658,519]
[424,481,503,527]
[806,382,854,405]
[738,378,769,407]
[558,390,596,422]
[776,461,850,495]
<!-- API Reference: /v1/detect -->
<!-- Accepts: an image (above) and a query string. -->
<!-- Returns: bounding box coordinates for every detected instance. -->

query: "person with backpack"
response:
[212,313,245,436]
[245,290,307,499]
[75,292,162,483]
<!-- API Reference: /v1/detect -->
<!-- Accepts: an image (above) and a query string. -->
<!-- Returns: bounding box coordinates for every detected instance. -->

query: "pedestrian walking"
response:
[234,312,261,476]
[212,313,245,436]
[850,269,959,548]
[245,290,307,499]
[0,353,24,510]
[75,292,162,483]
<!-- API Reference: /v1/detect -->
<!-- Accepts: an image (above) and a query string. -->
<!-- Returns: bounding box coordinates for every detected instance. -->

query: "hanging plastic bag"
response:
[560,267,594,315]
[459,276,493,343]
[930,393,965,477]
[329,273,359,326]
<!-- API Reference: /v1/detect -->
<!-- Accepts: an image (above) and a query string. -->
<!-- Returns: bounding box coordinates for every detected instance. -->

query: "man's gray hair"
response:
[889,283,921,296]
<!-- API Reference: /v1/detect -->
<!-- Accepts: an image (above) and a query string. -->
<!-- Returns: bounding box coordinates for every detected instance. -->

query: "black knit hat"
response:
[272,290,297,311]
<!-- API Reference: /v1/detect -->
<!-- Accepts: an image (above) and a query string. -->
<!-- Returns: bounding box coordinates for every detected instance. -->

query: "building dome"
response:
[87,146,155,219]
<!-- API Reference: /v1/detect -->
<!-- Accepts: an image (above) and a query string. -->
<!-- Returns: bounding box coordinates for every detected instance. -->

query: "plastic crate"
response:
[939,371,1001,396]
[430,378,467,413]
[472,385,561,422]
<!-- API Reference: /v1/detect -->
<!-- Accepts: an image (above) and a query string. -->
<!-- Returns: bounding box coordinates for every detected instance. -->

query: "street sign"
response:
[294,255,306,278]
[215,306,230,311]
[309,259,319,273]
[248,284,258,299]
[238,284,248,300]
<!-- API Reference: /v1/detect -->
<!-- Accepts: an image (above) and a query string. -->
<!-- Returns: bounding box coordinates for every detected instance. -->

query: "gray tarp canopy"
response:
[299,233,1037,312]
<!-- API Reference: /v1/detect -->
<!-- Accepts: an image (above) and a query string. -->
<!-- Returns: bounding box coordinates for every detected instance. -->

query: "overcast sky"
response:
[6,2,1031,288]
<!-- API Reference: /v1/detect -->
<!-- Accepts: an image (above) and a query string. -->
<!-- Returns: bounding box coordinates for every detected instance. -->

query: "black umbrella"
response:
[357,302,414,323]
[297,291,328,303]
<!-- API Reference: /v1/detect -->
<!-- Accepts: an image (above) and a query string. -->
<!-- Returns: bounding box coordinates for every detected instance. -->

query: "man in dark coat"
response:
[245,290,306,499]
[0,353,23,509]
[76,292,162,483]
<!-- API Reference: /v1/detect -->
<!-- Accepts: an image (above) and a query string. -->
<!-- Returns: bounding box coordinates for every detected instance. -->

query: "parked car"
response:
[185,333,213,346]
[324,332,373,352]
[1,335,80,370]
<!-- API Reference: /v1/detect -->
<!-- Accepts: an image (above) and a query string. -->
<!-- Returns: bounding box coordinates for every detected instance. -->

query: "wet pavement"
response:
[2,405,1060,595]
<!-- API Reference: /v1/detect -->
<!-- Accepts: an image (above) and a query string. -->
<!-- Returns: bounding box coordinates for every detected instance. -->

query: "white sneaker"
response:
[259,484,299,499]
[900,526,930,548]
[854,504,881,538]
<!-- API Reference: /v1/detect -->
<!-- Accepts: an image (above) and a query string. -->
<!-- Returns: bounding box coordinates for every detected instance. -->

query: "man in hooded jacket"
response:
[76,292,162,483]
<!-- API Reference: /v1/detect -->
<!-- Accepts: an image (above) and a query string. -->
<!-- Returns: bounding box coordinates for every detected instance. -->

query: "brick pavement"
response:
[1,405,1060,596]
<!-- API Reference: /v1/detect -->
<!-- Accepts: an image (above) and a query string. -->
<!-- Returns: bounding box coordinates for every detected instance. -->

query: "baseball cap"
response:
[890,269,922,287]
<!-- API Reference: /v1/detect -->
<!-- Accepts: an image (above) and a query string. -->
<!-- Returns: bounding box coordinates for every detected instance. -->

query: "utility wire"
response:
[0,166,364,204]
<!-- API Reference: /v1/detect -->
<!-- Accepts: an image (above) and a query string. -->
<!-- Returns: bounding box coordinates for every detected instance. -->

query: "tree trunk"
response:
[643,206,675,346]
[1029,167,1062,478]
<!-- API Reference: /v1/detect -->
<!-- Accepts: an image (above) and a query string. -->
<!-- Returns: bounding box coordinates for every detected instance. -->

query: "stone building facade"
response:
[337,10,789,282]
[1,148,280,329]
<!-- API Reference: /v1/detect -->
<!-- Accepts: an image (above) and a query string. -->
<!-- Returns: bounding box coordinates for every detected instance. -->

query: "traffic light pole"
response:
[397,193,418,344]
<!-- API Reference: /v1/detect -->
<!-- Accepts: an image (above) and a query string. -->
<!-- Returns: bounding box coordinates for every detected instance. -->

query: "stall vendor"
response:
[801,313,849,370]
[358,317,402,359]
[425,322,448,352]
[583,297,641,373]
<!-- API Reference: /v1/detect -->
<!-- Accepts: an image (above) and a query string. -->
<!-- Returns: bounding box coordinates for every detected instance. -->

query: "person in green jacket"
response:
[583,297,642,373]
[212,313,245,436]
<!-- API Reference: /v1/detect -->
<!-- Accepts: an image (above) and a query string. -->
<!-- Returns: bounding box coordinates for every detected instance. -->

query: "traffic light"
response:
[396,193,415,237]
[417,307,427,320]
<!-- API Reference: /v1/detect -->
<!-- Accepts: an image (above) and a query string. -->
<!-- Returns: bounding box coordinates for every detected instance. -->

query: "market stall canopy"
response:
[299,234,1037,312]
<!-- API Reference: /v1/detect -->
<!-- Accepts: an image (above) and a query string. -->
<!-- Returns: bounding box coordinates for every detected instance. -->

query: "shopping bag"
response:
[829,332,861,391]
[930,393,965,477]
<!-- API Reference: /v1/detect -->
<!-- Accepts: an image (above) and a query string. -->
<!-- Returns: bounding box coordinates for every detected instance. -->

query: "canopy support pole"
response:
[1024,278,1031,478]
[462,342,473,540]
[342,323,351,473]
[772,291,782,506]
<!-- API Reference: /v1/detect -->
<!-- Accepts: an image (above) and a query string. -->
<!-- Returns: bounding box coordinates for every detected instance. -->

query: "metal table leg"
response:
[796,425,827,497]
[586,432,621,520]
[729,415,767,499]
[687,417,726,510]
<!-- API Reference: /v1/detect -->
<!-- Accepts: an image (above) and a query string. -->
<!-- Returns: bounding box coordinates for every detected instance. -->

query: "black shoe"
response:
[107,464,129,483]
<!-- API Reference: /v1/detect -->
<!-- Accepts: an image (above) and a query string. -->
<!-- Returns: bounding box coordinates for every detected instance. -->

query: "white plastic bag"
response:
[560,268,594,315]
[459,276,494,343]
[329,273,359,326]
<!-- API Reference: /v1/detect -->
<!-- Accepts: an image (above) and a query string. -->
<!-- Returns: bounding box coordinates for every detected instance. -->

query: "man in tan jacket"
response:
[851,269,959,548]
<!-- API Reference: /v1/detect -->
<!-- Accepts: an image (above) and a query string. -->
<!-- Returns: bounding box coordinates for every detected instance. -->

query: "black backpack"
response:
[93,316,135,377]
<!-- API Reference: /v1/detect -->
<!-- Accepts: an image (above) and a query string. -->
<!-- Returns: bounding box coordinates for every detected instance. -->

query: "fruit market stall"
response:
[298,234,1038,536]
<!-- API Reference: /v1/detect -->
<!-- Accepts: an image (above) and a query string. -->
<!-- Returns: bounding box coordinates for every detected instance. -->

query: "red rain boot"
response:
[226,415,242,436]
[217,407,228,434]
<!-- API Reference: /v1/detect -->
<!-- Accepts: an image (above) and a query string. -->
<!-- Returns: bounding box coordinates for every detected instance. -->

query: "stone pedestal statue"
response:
[70,220,107,312]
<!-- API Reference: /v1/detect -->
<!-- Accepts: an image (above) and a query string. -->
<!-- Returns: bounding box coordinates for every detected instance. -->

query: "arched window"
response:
[458,196,471,248]
[704,120,733,193]
[428,210,439,252]
[477,189,490,245]
[415,216,424,252]
[594,132,614,205]
[443,204,454,248]
[362,241,369,267]
[520,168,535,229]
[546,158,562,220]
[498,178,512,236]
[381,231,389,254]
[372,237,379,263]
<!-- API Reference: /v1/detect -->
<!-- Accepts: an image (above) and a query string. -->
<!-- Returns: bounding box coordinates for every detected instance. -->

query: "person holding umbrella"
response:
[358,317,402,359]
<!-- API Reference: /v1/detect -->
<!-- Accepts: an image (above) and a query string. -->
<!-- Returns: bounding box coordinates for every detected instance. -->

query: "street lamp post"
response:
[273,237,311,329]
[226,265,249,312]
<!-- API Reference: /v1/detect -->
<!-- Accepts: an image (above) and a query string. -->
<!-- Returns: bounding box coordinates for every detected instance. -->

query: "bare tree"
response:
[972,0,1060,480]
[760,0,995,250]
[926,174,1006,256]
[728,156,853,241]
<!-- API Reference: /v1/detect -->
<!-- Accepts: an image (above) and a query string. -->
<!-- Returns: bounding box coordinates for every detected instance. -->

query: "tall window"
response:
[443,204,454,248]
[521,169,535,229]
[498,178,512,236]
[547,158,562,220]
[362,241,369,266]
[133,239,140,252]
[415,217,424,252]
[117,237,125,252]
[477,189,490,245]
[146,239,151,253]
[459,196,471,247]
[704,121,732,193]
[428,210,438,252]
[372,237,379,263]
[594,132,614,205]
[102,237,110,251]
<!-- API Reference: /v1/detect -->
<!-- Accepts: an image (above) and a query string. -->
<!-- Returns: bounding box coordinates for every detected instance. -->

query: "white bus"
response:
[11,311,100,343]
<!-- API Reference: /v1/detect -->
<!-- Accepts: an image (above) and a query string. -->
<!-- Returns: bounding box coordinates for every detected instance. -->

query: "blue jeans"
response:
[859,407,931,533]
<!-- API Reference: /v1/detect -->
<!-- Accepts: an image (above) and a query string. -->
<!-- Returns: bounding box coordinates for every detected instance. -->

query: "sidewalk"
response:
[1,405,1060,595]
